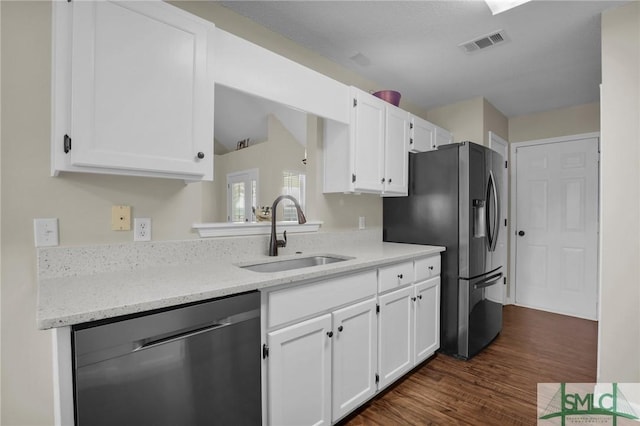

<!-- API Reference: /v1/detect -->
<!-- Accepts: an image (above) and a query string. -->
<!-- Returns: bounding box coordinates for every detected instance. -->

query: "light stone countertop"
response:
[37,230,444,329]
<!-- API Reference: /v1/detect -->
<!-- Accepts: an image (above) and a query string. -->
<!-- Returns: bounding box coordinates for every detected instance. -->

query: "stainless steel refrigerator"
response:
[383,141,504,359]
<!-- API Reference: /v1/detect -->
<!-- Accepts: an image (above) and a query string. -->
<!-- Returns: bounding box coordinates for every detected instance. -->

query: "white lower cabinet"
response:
[413,277,441,364]
[267,314,333,426]
[264,255,441,425]
[332,298,377,422]
[266,297,378,426]
[378,286,414,389]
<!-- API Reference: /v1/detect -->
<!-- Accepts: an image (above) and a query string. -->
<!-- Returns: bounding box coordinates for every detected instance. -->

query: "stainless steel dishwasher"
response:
[72,291,261,426]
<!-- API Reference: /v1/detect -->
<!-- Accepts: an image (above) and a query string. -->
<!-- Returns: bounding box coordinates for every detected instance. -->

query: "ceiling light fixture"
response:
[484,0,531,15]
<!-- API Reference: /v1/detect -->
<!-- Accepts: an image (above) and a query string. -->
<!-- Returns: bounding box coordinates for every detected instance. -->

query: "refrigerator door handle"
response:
[486,170,500,252]
[473,272,503,290]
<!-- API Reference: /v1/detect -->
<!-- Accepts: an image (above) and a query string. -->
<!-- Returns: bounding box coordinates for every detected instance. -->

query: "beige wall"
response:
[209,115,306,222]
[426,97,484,144]
[425,96,508,148]
[509,102,600,143]
[598,1,640,382]
[483,99,508,145]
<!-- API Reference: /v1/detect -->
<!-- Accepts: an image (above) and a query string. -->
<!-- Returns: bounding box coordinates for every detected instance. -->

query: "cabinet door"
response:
[378,286,414,389]
[68,1,215,179]
[434,125,453,148]
[351,88,385,192]
[268,314,332,426]
[383,106,409,195]
[410,115,436,153]
[332,298,377,422]
[414,277,441,365]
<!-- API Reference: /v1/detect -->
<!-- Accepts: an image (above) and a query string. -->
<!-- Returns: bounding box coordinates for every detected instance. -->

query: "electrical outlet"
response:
[34,218,59,247]
[112,205,131,231]
[134,218,151,242]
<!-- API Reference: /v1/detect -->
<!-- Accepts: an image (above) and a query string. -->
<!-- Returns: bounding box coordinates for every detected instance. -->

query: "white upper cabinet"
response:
[351,89,386,193]
[51,1,216,181]
[383,105,410,195]
[435,125,453,148]
[410,115,436,152]
[409,114,453,153]
[323,87,409,195]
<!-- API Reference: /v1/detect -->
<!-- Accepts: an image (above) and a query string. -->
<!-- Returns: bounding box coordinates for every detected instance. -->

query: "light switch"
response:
[112,205,131,231]
[34,218,59,247]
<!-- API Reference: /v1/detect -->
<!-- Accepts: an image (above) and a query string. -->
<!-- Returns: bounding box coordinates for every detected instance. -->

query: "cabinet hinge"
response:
[353,98,357,108]
[352,174,356,183]
[262,344,269,359]
[63,134,72,153]
[503,277,506,285]
[375,373,379,384]
[409,122,413,129]
[409,138,414,145]
[376,304,380,314]
[505,160,508,168]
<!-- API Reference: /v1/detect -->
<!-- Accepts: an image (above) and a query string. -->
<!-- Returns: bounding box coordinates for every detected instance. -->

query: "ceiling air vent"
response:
[459,30,509,54]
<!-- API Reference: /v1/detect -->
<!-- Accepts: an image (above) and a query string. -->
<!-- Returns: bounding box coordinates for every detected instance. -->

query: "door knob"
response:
[518,230,525,237]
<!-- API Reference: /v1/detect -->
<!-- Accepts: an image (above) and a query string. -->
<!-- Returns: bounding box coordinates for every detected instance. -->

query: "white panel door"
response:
[413,277,440,364]
[378,286,413,389]
[70,1,215,178]
[351,88,385,192]
[410,115,436,153]
[268,314,332,426]
[332,298,377,422]
[515,138,599,319]
[383,106,409,195]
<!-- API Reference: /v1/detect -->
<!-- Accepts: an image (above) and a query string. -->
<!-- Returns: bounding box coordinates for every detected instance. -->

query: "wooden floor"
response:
[341,305,598,425]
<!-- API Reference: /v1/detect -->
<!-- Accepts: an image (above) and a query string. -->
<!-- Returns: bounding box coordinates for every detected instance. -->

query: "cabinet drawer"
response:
[415,255,441,282]
[267,270,377,328]
[378,261,414,293]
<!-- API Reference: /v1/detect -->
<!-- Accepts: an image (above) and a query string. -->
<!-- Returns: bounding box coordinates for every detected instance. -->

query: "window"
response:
[227,169,258,223]
[281,170,306,221]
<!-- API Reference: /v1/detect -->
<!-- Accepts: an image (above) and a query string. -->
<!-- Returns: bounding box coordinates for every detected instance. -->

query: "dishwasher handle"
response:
[134,308,259,353]
[135,322,230,352]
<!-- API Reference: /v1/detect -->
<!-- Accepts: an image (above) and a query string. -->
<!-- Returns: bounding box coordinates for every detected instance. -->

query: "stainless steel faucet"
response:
[269,195,307,256]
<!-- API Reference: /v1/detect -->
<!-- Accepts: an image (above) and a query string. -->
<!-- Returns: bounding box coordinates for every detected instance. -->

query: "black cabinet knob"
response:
[338,326,343,332]
[418,295,423,300]
[397,273,403,279]
[327,331,333,338]
[388,178,392,183]
[381,178,386,183]
[428,266,434,270]
[518,230,525,237]
[197,152,205,159]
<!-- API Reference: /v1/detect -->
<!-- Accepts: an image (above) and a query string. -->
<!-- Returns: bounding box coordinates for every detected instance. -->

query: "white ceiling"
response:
[219,0,628,118]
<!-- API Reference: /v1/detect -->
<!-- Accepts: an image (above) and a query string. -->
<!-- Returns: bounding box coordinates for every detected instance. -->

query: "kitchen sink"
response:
[240,255,351,273]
